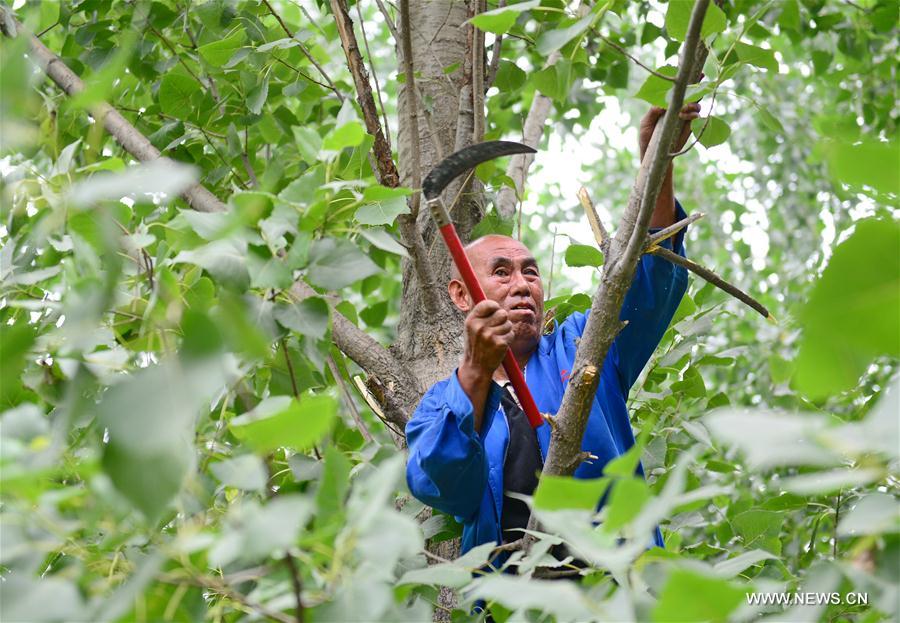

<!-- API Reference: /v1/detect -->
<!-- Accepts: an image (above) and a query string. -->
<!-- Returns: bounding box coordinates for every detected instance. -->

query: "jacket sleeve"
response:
[607,201,689,393]
[405,370,503,521]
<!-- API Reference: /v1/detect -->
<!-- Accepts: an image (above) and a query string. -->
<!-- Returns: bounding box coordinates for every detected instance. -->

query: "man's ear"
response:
[448,279,472,312]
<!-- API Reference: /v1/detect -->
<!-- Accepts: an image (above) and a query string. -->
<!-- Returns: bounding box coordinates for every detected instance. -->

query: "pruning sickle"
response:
[422,141,544,429]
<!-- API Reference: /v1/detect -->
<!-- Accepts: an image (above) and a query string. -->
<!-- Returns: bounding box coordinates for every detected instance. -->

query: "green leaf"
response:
[535,12,593,56]
[198,30,245,67]
[209,496,313,567]
[322,121,366,151]
[355,185,412,226]
[564,243,604,268]
[467,575,596,621]
[229,394,337,453]
[533,475,610,511]
[247,254,293,289]
[603,478,650,532]
[293,127,323,163]
[98,359,228,519]
[493,61,526,92]
[315,446,352,522]
[781,468,884,496]
[210,455,267,491]
[820,139,900,196]
[360,301,388,327]
[305,238,380,290]
[247,75,269,115]
[0,324,34,406]
[634,66,677,108]
[713,550,777,578]
[274,297,330,340]
[652,568,744,622]
[734,42,778,72]
[158,73,199,117]
[665,0,727,42]
[359,228,409,257]
[691,116,731,147]
[398,565,472,589]
[733,509,782,554]
[172,239,250,289]
[472,208,514,238]
[469,0,540,34]
[705,409,841,469]
[837,493,900,537]
[533,60,574,102]
[794,219,900,399]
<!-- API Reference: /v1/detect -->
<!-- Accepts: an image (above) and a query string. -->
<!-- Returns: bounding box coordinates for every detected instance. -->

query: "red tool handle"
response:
[438,223,544,429]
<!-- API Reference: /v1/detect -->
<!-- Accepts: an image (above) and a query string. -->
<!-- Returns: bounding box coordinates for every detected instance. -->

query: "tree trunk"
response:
[394,0,485,391]
[395,2,485,619]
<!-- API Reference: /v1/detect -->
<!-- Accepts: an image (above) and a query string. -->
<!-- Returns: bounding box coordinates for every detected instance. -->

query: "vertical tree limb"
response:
[330,0,442,315]
[541,0,712,478]
[495,51,560,219]
[399,0,422,218]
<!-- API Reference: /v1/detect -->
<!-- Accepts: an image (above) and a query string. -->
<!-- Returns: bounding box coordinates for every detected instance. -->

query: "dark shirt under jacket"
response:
[499,384,543,544]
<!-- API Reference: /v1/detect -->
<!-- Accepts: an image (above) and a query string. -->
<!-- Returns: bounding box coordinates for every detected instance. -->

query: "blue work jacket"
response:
[405,207,689,556]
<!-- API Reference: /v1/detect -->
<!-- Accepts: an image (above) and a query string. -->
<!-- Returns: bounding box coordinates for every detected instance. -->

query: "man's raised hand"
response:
[639,102,702,161]
[462,300,514,378]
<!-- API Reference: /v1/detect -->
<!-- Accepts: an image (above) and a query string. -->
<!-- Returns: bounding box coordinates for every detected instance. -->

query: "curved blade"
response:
[422,141,536,200]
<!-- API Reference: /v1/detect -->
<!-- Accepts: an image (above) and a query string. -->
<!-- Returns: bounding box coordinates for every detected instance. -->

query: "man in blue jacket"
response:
[405,104,698,559]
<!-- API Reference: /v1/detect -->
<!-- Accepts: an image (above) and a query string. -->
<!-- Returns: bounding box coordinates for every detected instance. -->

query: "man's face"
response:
[451,235,545,355]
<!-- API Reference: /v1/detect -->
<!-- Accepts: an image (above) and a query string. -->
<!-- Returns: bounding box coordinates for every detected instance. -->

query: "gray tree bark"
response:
[394,0,486,392]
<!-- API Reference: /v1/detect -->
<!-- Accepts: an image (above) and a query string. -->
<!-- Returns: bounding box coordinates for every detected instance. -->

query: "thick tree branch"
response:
[331,0,442,315]
[399,0,422,218]
[0,9,418,427]
[649,247,772,320]
[541,0,712,478]
[0,13,227,213]
[290,281,422,428]
[495,51,561,218]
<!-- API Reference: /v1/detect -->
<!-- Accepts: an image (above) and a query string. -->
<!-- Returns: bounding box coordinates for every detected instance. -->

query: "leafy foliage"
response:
[1,0,897,621]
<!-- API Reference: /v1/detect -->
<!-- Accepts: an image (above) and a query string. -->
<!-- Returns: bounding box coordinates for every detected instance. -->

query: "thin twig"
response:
[283,554,305,623]
[484,0,506,90]
[373,0,401,42]
[261,0,343,101]
[327,355,374,443]
[148,25,206,91]
[241,127,258,187]
[833,490,842,559]
[649,246,773,320]
[646,211,704,247]
[352,375,406,443]
[197,126,248,189]
[597,34,677,82]
[157,573,294,623]
[272,56,333,92]
[281,339,322,459]
[35,20,59,38]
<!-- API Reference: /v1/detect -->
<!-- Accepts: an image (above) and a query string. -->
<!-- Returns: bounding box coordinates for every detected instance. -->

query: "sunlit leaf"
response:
[469,0,540,34]
[229,394,337,453]
[794,218,900,399]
